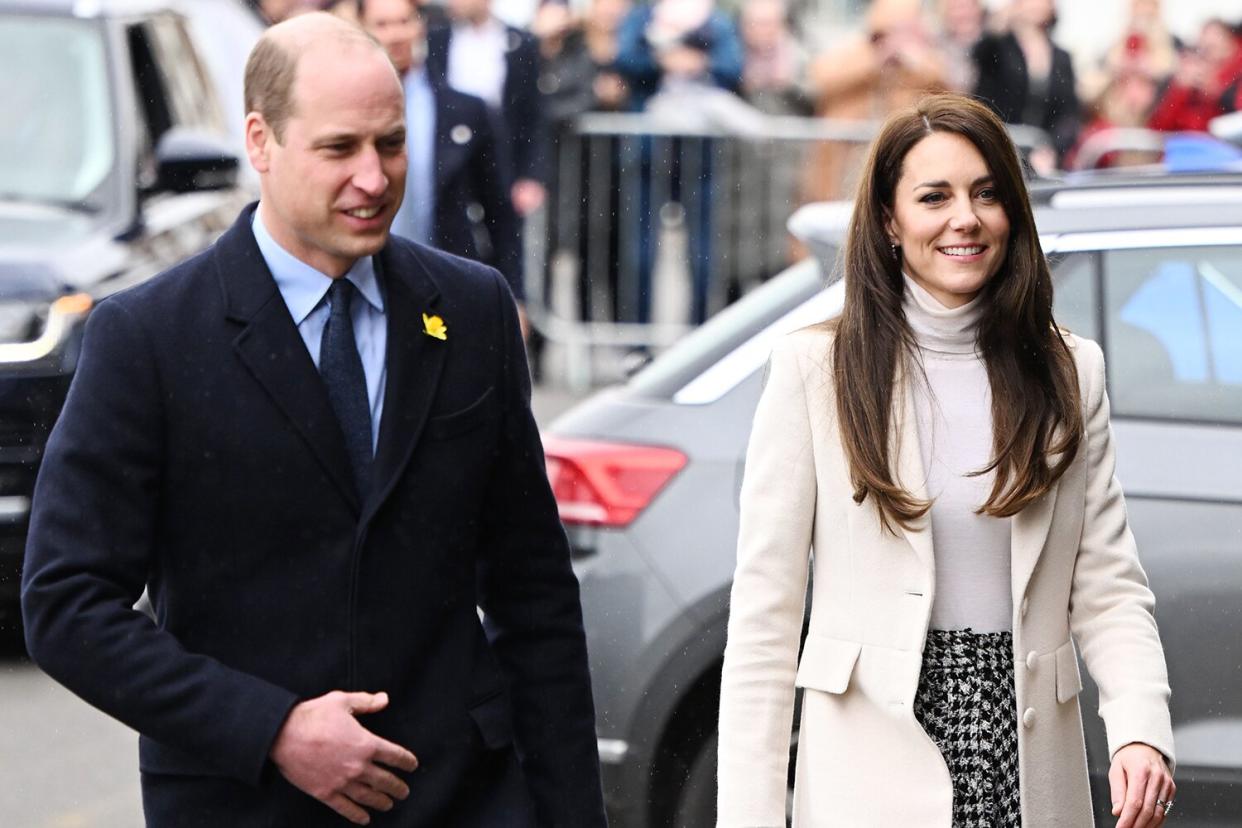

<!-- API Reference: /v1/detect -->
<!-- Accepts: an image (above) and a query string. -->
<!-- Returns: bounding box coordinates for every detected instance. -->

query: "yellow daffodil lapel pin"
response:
[422,313,448,341]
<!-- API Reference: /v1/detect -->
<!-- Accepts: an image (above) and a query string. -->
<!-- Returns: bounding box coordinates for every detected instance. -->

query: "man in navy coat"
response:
[359,0,523,304]
[21,13,605,828]
[426,0,549,218]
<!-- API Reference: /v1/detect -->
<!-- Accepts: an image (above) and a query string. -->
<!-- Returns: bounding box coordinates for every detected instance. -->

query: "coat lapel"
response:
[891,363,934,576]
[1010,442,1064,603]
[362,243,447,524]
[216,206,360,513]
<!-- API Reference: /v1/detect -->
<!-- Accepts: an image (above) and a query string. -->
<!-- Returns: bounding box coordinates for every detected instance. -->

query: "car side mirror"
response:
[154,128,240,194]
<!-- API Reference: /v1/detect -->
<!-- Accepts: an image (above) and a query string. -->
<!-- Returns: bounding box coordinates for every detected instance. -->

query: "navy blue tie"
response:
[320,279,372,496]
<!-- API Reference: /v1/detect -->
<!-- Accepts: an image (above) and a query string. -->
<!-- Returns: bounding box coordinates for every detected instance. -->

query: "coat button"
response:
[1023,708,1037,728]
[1020,598,1029,617]
[1026,650,1038,671]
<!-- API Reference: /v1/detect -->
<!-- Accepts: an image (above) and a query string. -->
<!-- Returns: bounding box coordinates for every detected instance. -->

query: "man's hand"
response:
[271,691,419,826]
[511,179,546,217]
[1110,742,1175,828]
[516,302,531,343]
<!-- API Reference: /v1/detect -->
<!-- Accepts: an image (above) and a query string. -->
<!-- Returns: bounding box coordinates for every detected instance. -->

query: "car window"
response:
[629,257,827,399]
[174,0,263,150]
[127,21,173,188]
[0,16,113,205]
[1103,245,1242,424]
[144,14,223,134]
[1050,252,1099,342]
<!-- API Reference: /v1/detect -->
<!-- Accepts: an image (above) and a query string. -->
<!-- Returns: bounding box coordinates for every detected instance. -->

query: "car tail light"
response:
[543,436,687,528]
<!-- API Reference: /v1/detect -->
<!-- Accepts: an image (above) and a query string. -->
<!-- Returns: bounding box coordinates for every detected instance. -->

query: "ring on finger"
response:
[1163,799,1174,817]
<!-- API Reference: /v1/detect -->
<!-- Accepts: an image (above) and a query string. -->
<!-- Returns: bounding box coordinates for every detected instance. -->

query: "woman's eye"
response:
[977,188,998,201]
[919,192,945,205]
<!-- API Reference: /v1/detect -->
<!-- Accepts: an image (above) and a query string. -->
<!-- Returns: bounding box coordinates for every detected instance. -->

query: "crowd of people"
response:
[242,0,1242,323]
[253,0,1242,171]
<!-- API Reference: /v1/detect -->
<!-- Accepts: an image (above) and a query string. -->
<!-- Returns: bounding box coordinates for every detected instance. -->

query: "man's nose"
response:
[352,147,388,196]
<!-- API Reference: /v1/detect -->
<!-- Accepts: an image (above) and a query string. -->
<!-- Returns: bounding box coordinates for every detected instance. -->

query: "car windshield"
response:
[0,17,113,207]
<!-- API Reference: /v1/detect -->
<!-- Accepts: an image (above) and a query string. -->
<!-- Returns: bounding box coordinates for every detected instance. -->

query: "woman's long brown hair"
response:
[832,93,1082,533]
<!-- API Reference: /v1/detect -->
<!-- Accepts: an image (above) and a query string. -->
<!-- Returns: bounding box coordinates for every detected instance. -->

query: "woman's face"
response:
[885,131,1011,308]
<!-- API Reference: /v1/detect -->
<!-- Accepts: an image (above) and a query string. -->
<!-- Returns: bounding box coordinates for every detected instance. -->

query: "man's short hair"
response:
[243,36,299,143]
[243,13,386,143]
[356,0,422,20]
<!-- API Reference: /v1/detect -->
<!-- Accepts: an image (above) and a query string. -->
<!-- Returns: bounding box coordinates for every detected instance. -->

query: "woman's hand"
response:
[1110,742,1175,828]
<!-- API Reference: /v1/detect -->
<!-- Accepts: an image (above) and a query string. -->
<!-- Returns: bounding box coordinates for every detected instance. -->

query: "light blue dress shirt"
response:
[391,67,437,246]
[252,208,387,452]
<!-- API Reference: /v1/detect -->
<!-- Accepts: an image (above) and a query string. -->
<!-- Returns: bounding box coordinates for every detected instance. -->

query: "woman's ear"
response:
[883,210,899,246]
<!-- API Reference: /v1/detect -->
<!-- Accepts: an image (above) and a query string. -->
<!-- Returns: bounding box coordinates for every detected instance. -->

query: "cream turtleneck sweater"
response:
[903,274,1012,633]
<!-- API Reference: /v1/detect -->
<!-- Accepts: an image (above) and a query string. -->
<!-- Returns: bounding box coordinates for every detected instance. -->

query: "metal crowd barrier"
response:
[529,108,1052,391]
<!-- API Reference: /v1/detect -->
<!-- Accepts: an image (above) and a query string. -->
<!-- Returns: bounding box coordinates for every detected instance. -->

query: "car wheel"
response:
[673,730,717,828]
[673,722,800,828]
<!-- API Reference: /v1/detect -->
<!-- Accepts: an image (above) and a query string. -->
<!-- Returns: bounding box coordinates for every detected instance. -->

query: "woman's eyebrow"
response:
[914,175,995,190]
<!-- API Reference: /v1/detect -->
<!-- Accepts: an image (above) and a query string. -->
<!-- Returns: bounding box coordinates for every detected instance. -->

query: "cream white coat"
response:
[717,327,1174,827]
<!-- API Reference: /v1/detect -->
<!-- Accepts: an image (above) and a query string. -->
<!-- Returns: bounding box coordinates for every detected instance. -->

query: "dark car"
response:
[548,172,1242,826]
[0,0,254,635]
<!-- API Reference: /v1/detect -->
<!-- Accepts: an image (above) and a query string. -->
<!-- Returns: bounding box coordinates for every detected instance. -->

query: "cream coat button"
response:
[1026,650,1038,671]
[1020,598,1029,617]
[1023,708,1037,728]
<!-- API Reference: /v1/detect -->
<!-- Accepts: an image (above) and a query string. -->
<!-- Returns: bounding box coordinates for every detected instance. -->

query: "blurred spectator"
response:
[613,0,743,323]
[804,0,946,200]
[323,0,358,22]
[1066,69,1161,170]
[1105,0,1179,84]
[427,0,550,218]
[533,0,632,122]
[582,0,635,112]
[251,0,310,23]
[1148,18,1242,132]
[615,0,743,110]
[251,0,355,23]
[359,0,523,303]
[972,0,1079,172]
[739,0,811,116]
[934,0,986,93]
[531,0,631,325]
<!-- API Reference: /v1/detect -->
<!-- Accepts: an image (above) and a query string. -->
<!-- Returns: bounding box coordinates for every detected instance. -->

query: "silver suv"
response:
[547,173,1242,827]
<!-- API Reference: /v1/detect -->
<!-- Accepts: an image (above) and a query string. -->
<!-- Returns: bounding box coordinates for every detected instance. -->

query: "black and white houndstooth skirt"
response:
[914,628,1022,827]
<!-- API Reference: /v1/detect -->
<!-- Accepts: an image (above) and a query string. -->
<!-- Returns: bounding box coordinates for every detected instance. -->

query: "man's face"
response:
[247,44,408,277]
[741,0,785,52]
[362,0,425,75]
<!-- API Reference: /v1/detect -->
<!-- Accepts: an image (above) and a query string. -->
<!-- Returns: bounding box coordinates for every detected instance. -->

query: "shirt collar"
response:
[252,205,385,325]
[404,66,431,95]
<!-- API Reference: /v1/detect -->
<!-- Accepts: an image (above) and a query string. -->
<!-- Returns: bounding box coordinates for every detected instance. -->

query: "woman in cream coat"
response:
[717,94,1175,827]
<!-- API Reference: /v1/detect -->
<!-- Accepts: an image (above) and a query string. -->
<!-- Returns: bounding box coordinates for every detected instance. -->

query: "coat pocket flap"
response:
[1054,639,1083,704]
[428,387,499,440]
[794,636,861,694]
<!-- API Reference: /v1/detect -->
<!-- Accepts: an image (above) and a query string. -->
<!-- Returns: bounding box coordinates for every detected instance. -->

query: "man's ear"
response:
[245,112,273,174]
